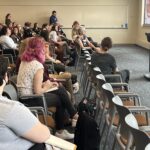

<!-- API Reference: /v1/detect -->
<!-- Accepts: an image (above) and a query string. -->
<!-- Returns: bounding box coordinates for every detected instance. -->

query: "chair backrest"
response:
[125,114,150,150]
[102,83,114,95]
[102,83,116,117]
[74,40,81,55]
[93,67,101,72]
[3,80,18,101]
[125,113,139,129]
[96,74,106,87]
[112,95,131,149]
[3,54,14,64]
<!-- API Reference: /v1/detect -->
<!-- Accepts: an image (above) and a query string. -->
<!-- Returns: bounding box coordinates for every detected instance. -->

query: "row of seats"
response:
[78,49,150,150]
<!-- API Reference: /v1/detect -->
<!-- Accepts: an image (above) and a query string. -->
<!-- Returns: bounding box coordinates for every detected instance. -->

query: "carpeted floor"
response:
[110,45,150,107]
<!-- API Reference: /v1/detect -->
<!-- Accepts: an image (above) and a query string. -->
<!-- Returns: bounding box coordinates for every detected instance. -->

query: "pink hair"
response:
[21,37,45,64]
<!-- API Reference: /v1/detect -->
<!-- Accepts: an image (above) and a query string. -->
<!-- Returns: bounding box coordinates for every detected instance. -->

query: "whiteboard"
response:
[57,5,128,28]
[0,4,128,29]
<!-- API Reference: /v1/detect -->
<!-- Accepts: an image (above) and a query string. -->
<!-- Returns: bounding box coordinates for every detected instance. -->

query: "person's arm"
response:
[6,36,18,49]
[86,37,96,49]
[33,68,58,94]
[111,55,117,74]
[23,121,50,143]
[77,37,91,49]
[76,38,84,49]
[5,102,51,143]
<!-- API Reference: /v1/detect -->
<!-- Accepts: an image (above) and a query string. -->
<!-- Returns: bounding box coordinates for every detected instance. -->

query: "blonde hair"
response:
[18,38,31,56]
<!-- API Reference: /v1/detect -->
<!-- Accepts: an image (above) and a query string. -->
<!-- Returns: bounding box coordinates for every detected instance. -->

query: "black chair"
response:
[3,80,48,126]
[125,113,150,150]
[112,96,150,150]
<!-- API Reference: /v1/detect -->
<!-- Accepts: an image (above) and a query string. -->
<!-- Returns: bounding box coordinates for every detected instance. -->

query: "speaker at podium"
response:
[144,33,150,81]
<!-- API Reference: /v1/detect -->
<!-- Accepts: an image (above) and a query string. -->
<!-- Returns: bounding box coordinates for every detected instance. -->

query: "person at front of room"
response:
[49,10,58,25]
[91,37,130,83]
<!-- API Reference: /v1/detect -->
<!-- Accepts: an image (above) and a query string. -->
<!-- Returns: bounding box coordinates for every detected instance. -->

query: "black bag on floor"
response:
[28,143,45,150]
[77,97,96,118]
[74,112,100,150]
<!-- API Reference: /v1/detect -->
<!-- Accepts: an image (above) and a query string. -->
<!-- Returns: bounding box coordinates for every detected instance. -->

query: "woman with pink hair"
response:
[17,37,78,140]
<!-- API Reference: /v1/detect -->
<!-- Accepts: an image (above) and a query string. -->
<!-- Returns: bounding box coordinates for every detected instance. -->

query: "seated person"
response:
[91,37,130,83]
[49,24,72,63]
[40,23,51,42]
[17,37,78,139]
[72,21,80,41]
[75,27,96,53]
[33,22,41,35]
[11,26,22,44]
[0,56,50,150]
[23,22,34,39]
[16,39,76,104]
[0,26,18,60]
[0,26,18,50]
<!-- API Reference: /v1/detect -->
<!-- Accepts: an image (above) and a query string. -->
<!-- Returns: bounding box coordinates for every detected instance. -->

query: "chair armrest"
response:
[118,93,141,106]
[28,106,48,125]
[110,82,128,87]
[19,94,48,115]
[128,106,150,125]
[105,74,122,83]
[139,125,150,132]
[111,82,129,91]
[104,74,121,78]
[118,93,139,97]
[19,94,44,100]
[28,106,46,114]
[127,106,150,112]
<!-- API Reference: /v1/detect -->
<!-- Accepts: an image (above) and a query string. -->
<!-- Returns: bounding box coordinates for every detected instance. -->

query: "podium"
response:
[144,33,150,81]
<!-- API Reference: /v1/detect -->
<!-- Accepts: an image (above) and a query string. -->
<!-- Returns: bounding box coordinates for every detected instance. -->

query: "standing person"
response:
[5,13,12,27]
[91,37,130,83]
[49,10,58,25]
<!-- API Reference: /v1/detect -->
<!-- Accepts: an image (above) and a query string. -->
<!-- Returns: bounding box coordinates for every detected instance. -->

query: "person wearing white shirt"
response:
[0,26,18,59]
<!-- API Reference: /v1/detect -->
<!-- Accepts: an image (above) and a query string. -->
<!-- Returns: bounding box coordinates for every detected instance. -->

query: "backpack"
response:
[77,97,96,118]
[74,112,100,150]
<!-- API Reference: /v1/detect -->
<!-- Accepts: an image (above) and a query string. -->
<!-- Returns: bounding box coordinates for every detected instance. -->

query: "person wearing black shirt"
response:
[91,37,130,83]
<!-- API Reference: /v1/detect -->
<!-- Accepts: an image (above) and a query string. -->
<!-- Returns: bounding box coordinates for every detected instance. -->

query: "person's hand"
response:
[43,80,58,90]
[51,81,59,87]
[55,60,61,64]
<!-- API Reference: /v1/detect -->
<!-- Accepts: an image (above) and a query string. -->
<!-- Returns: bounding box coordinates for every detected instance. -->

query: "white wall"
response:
[0,0,138,44]
[136,0,150,49]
